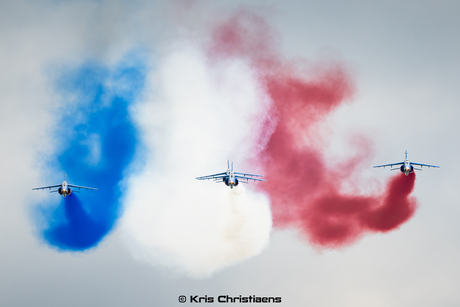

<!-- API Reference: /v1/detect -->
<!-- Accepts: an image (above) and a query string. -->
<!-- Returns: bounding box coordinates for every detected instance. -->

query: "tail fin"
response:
[231,162,233,172]
[227,159,230,170]
[405,150,408,160]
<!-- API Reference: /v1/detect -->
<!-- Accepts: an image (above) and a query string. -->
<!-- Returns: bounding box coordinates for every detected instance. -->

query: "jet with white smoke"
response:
[121,42,273,278]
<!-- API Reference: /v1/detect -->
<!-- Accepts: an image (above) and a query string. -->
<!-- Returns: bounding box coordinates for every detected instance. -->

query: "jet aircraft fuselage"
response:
[58,180,72,197]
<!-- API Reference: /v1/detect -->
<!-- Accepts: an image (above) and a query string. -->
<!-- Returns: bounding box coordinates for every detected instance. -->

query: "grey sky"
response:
[0,0,459,306]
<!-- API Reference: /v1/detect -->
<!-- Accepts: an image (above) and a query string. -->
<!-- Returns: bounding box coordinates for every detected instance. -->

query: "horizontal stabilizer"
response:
[373,162,404,168]
[235,175,266,182]
[196,174,227,180]
[411,162,440,168]
[68,184,98,190]
[234,172,263,177]
[32,184,61,190]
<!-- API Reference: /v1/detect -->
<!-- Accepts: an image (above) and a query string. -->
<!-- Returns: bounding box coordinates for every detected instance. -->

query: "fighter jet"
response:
[374,150,439,176]
[32,175,97,197]
[196,160,266,189]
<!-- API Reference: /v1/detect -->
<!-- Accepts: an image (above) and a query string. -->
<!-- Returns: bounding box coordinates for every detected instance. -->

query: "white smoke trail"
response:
[121,41,273,278]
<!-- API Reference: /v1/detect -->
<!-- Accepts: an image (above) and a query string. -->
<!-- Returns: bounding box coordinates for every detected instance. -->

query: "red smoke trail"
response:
[301,173,417,247]
[209,10,417,247]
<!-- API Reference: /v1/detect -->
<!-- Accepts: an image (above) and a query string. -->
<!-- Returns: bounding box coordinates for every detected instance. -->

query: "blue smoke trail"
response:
[35,53,147,251]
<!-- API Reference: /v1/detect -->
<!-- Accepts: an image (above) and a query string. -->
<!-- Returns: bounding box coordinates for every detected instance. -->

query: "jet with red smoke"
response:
[374,150,439,176]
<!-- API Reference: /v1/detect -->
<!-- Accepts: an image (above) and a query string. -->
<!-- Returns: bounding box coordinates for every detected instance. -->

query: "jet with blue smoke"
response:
[34,54,146,251]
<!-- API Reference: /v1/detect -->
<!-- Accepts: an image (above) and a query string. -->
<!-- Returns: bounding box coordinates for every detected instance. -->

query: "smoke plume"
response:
[121,43,272,277]
[34,55,146,251]
[209,10,418,248]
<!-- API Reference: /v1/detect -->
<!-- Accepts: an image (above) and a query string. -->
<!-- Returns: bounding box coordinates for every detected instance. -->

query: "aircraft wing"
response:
[373,162,404,168]
[68,184,98,190]
[196,172,227,180]
[32,184,61,190]
[234,172,263,177]
[410,162,440,168]
[235,175,266,182]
